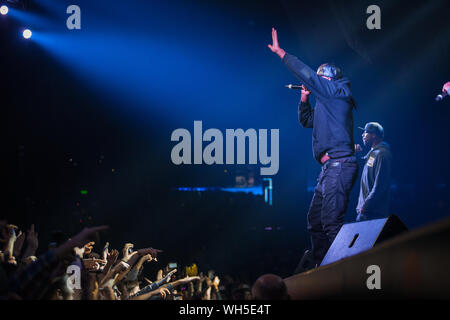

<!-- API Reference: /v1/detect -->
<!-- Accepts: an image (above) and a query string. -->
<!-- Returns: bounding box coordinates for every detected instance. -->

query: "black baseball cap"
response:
[358,122,384,138]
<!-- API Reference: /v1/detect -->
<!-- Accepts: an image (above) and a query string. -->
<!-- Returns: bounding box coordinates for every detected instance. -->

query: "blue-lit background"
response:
[3,0,450,279]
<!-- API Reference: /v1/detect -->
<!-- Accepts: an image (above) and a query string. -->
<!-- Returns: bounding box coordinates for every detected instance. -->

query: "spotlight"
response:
[0,5,8,15]
[22,29,32,39]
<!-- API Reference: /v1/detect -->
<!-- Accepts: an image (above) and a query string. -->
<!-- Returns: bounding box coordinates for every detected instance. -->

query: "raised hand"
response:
[1,224,17,244]
[84,241,95,255]
[159,287,171,300]
[107,249,119,264]
[83,259,102,271]
[102,242,109,260]
[268,28,286,59]
[132,254,154,274]
[122,243,137,262]
[54,225,109,259]
[13,231,25,257]
[156,269,164,281]
[73,241,95,258]
[137,247,163,260]
[71,226,108,248]
[205,276,212,288]
[165,268,177,283]
[19,224,39,260]
[212,276,221,291]
[139,254,154,266]
[101,249,119,275]
[144,254,153,262]
[4,227,18,263]
[268,28,280,52]
[73,246,84,259]
[23,256,37,265]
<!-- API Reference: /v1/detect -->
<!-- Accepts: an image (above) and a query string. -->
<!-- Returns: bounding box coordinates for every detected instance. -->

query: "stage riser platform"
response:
[285,217,450,299]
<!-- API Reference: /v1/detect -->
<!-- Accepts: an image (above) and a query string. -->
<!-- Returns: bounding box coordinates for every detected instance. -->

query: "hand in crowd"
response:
[83,241,95,255]
[13,231,25,258]
[54,225,109,259]
[106,248,118,263]
[213,276,221,291]
[137,247,163,260]
[26,224,39,252]
[102,242,109,260]
[122,243,136,262]
[166,268,177,280]
[159,287,171,299]
[83,258,106,271]
[74,241,94,258]
[156,269,164,281]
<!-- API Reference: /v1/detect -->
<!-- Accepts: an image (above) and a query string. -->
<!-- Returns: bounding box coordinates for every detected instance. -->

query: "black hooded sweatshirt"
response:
[283,53,357,164]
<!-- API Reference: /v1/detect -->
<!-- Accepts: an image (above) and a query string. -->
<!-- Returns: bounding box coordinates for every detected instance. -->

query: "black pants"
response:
[307,158,358,266]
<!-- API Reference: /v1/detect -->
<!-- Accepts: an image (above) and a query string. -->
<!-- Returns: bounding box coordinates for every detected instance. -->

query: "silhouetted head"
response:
[251,274,289,300]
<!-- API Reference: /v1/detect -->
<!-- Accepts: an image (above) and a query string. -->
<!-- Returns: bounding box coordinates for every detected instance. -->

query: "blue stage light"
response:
[22,29,32,39]
[0,5,8,15]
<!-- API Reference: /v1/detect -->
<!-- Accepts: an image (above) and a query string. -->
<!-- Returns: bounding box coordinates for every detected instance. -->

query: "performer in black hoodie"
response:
[269,28,358,267]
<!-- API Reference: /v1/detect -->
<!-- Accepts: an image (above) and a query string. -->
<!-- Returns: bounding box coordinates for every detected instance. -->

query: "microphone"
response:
[436,89,450,101]
[285,84,303,90]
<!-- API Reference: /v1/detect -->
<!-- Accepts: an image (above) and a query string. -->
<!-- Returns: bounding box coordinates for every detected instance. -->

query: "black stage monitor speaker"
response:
[320,215,407,266]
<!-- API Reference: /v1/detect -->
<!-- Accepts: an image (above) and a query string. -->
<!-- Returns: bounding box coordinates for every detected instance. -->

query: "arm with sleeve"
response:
[298,100,314,128]
[283,53,335,99]
[362,152,392,213]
